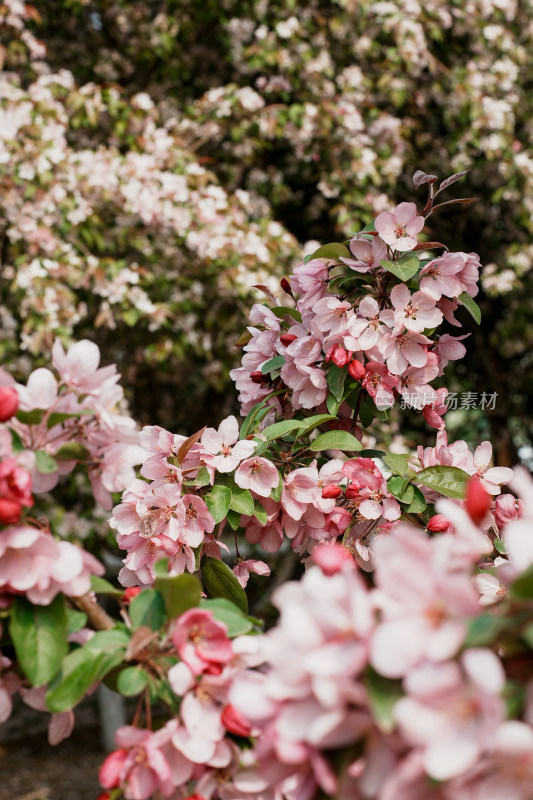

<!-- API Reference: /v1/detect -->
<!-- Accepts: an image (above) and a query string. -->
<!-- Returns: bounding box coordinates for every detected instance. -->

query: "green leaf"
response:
[229,486,254,516]
[183,466,211,487]
[261,355,285,374]
[464,613,506,647]
[154,573,202,619]
[326,364,347,402]
[326,393,341,416]
[458,291,481,325]
[365,668,403,733]
[9,428,24,453]
[53,442,91,461]
[253,501,268,525]
[10,595,68,686]
[204,485,232,524]
[66,608,88,635]
[271,306,302,322]
[46,409,93,429]
[521,623,533,650]
[35,449,58,474]
[310,430,362,452]
[388,476,414,503]
[117,666,148,697]
[383,453,410,476]
[380,253,420,281]
[90,575,123,596]
[200,598,254,637]
[239,399,272,439]
[85,629,130,653]
[201,557,248,613]
[494,538,507,555]
[510,564,533,601]
[226,508,241,530]
[415,465,470,499]
[45,648,104,712]
[270,473,282,503]
[297,414,338,434]
[16,408,45,425]
[129,589,166,631]
[262,419,305,440]
[405,485,427,513]
[358,397,375,428]
[303,242,351,264]
[358,449,386,458]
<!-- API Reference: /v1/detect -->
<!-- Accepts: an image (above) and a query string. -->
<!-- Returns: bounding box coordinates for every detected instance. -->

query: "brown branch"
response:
[71,593,115,631]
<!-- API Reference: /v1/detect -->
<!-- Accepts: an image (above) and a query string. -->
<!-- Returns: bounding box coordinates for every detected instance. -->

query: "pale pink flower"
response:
[233,558,271,588]
[201,415,255,473]
[419,252,465,299]
[281,329,322,364]
[375,202,424,251]
[172,608,233,675]
[370,526,480,677]
[16,367,58,410]
[472,441,513,495]
[340,233,388,273]
[382,284,443,334]
[281,361,328,409]
[311,296,354,338]
[456,251,482,298]
[423,387,448,429]
[52,339,117,394]
[394,649,505,781]
[281,466,319,521]
[100,726,174,800]
[432,333,469,373]
[473,572,507,605]
[344,296,387,351]
[234,456,279,497]
[181,494,215,547]
[493,492,522,528]
[379,328,431,375]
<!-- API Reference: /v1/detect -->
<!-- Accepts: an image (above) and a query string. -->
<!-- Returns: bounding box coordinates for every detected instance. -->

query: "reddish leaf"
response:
[437,169,470,193]
[412,170,438,187]
[412,241,448,251]
[176,426,206,465]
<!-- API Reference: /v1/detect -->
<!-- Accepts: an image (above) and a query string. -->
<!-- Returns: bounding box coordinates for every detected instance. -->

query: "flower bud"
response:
[345,483,359,499]
[311,542,354,576]
[221,703,253,737]
[348,359,366,381]
[122,586,141,604]
[250,370,265,384]
[0,386,19,422]
[321,483,342,499]
[332,345,349,367]
[280,277,294,297]
[99,749,128,789]
[0,497,22,525]
[280,333,298,346]
[427,514,451,532]
[466,477,491,525]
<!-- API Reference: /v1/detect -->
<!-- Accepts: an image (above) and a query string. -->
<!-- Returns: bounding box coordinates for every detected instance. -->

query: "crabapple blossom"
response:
[340,233,388,273]
[201,415,255,473]
[382,284,443,334]
[234,457,279,497]
[171,608,233,675]
[375,202,424,251]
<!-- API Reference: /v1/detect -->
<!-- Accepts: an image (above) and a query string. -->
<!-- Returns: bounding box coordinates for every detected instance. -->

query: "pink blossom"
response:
[370,526,480,677]
[200,415,255,473]
[473,572,507,605]
[311,296,354,338]
[281,361,328,409]
[382,284,443,334]
[340,233,388,273]
[362,361,398,409]
[172,608,233,676]
[432,333,469,373]
[472,441,513,494]
[375,202,424,251]
[394,649,505,781]
[345,296,386,351]
[52,339,118,394]
[181,494,215,547]
[419,252,465,299]
[100,727,174,800]
[281,466,319,521]
[423,387,448,429]
[0,457,33,507]
[233,558,271,588]
[311,542,354,575]
[234,457,279,497]
[379,329,431,375]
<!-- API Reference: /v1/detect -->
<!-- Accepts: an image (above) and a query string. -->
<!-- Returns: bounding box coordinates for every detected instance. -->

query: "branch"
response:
[72,592,115,631]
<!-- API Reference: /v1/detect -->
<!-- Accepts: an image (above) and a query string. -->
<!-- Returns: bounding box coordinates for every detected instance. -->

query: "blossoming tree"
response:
[1,170,533,799]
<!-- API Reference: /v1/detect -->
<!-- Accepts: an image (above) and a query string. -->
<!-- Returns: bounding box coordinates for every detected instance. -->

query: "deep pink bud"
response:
[466,477,491,525]
[280,333,298,346]
[427,514,451,532]
[0,497,22,525]
[345,483,359,499]
[250,370,265,384]
[185,795,208,800]
[280,277,294,297]
[332,345,349,367]
[0,386,19,422]
[348,359,366,381]
[122,586,141,604]
[311,543,354,576]
[96,794,111,800]
[221,703,253,737]
[321,483,342,499]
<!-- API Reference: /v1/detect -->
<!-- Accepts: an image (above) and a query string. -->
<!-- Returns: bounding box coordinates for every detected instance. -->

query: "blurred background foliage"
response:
[0,0,532,467]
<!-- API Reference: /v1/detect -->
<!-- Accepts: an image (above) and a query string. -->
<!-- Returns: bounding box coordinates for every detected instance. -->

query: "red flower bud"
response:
[427,514,451,533]
[280,277,294,297]
[345,483,359,499]
[280,333,298,346]
[96,794,111,800]
[321,483,342,499]
[465,477,491,525]
[250,370,265,384]
[0,386,19,422]
[185,795,208,800]
[332,345,349,368]
[122,586,141,604]
[0,497,22,525]
[221,703,253,737]
[348,359,366,381]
